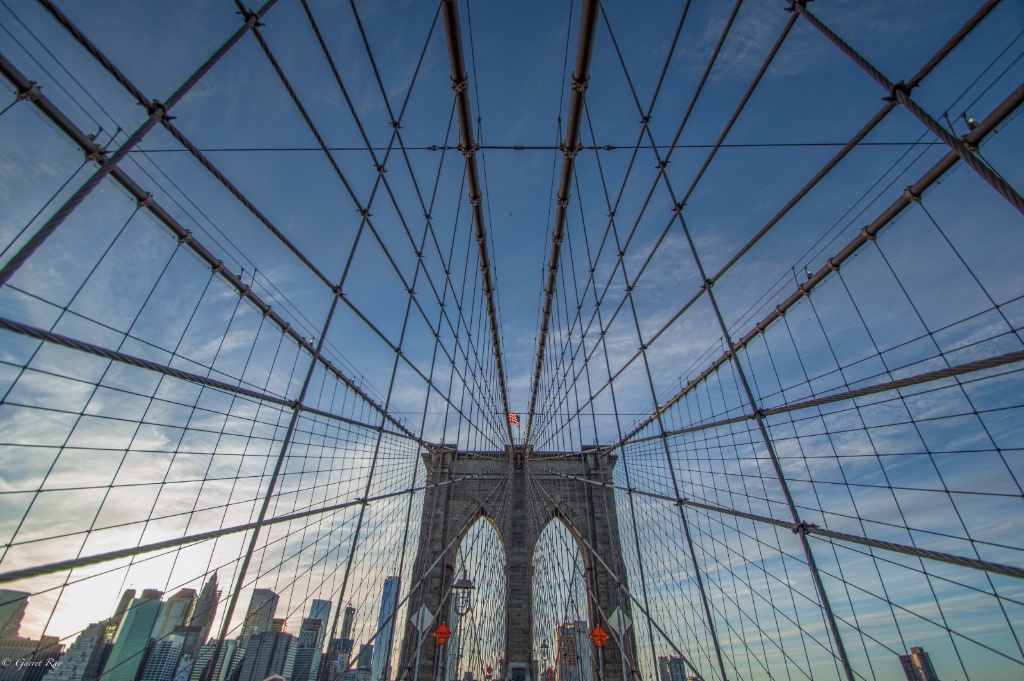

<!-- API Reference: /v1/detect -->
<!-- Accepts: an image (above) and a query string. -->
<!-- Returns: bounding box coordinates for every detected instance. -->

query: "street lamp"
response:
[540,640,549,665]
[450,572,475,681]
[452,572,475,616]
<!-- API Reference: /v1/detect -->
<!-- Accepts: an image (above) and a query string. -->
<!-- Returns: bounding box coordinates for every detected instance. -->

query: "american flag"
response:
[508,412,520,428]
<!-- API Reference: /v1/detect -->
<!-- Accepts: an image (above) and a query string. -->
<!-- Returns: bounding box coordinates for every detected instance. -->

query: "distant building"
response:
[100,589,164,681]
[45,622,109,681]
[139,634,184,681]
[105,591,137,641]
[188,640,239,681]
[189,574,220,661]
[309,600,332,650]
[234,631,293,681]
[0,590,30,638]
[239,590,279,649]
[290,618,325,681]
[370,578,399,681]
[899,646,940,681]
[553,622,592,681]
[0,636,64,681]
[157,590,198,639]
[271,619,288,634]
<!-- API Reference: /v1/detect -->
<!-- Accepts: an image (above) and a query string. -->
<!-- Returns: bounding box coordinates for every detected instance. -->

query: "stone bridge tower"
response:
[397,445,636,681]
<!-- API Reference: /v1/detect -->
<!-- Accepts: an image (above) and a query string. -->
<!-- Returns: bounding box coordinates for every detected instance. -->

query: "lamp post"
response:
[451,573,475,681]
[540,640,551,681]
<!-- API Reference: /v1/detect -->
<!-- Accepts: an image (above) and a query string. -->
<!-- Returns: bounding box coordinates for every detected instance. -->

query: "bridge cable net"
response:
[0,2,1023,681]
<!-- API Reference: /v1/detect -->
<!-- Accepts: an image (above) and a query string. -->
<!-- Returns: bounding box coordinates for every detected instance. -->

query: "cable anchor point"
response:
[17,82,42,104]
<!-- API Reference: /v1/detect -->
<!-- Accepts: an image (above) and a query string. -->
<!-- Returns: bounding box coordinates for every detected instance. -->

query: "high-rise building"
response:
[187,640,238,681]
[899,646,940,681]
[239,590,278,649]
[188,574,220,663]
[0,636,64,681]
[234,631,293,681]
[309,600,332,651]
[0,590,30,638]
[553,622,592,681]
[45,622,110,681]
[370,577,399,681]
[100,589,164,681]
[289,618,325,681]
[105,590,137,641]
[139,634,184,681]
[656,656,685,681]
[157,590,198,640]
[324,605,354,681]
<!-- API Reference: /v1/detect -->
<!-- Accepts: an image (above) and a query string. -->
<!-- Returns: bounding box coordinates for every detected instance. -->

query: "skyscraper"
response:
[234,631,293,681]
[289,618,325,681]
[239,589,279,649]
[899,646,940,681]
[138,634,184,681]
[157,590,198,639]
[0,590,30,638]
[105,590,136,641]
[340,604,356,660]
[187,640,238,681]
[100,589,164,681]
[190,574,219,638]
[45,622,110,681]
[188,574,220,663]
[309,600,332,650]
[370,578,400,681]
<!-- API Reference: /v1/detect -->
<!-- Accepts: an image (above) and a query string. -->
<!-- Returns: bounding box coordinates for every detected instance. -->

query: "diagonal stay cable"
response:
[792,0,1024,216]
[531,463,1024,581]
[0,51,421,443]
[536,0,1000,445]
[0,0,278,287]
[614,78,1024,448]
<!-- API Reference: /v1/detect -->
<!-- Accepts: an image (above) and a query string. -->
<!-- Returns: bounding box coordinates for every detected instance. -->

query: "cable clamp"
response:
[860,226,876,242]
[657,160,669,170]
[137,193,154,210]
[451,77,469,94]
[85,146,108,164]
[470,196,482,208]
[212,260,225,274]
[702,278,714,291]
[238,284,251,296]
[375,163,386,174]
[674,201,685,213]
[902,186,920,203]
[791,520,818,535]
[557,197,570,208]
[147,99,168,120]
[827,257,840,273]
[178,230,193,245]
[571,77,589,93]
[961,136,979,153]
[675,497,688,506]
[241,8,265,28]
[751,408,764,420]
[884,80,909,104]
[17,82,42,103]
[561,143,583,159]
[358,208,372,217]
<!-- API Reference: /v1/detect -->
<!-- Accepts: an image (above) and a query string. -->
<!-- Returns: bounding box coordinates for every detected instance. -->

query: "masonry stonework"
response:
[397,445,637,681]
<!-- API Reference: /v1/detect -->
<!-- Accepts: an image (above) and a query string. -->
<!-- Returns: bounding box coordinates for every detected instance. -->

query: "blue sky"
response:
[2,1,1024,680]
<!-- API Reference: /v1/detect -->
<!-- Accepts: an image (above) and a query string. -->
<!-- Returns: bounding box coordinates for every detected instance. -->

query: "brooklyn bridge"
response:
[0,2,1022,681]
